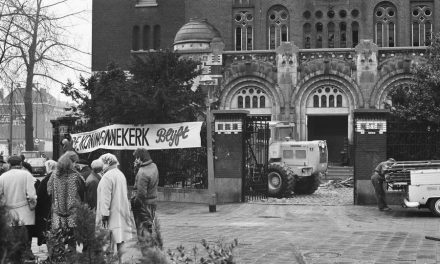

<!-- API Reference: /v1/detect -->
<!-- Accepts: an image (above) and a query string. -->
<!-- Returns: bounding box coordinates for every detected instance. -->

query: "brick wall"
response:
[92,0,440,69]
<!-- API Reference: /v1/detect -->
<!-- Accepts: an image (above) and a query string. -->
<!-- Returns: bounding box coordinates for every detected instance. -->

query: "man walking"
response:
[131,148,159,238]
[0,155,37,260]
[371,158,396,211]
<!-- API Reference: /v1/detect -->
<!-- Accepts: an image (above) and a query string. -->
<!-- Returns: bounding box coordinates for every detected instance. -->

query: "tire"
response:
[267,163,295,198]
[293,172,321,195]
[429,198,440,217]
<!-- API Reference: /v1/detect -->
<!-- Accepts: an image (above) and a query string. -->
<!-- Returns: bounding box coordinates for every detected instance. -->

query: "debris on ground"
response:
[320,177,353,188]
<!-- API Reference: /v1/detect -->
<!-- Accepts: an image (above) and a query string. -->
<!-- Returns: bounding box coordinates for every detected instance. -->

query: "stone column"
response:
[353,109,389,205]
[212,110,248,203]
[276,42,299,121]
[354,40,379,108]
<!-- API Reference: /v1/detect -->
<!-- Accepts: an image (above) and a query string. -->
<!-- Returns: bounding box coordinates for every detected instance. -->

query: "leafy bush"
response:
[138,217,238,264]
[43,203,115,264]
[0,199,28,264]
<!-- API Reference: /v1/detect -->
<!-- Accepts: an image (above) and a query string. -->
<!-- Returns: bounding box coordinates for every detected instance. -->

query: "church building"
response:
[92,0,436,164]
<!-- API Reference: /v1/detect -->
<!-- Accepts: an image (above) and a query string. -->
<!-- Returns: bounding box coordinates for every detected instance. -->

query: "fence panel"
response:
[387,119,440,161]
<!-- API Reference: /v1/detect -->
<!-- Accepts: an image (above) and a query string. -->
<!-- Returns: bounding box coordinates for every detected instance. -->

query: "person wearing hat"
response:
[131,148,158,239]
[0,155,37,260]
[86,159,103,210]
[371,158,396,211]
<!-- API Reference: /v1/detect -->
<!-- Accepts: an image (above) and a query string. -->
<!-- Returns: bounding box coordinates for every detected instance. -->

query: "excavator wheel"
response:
[293,172,321,195]
[267,163,295,198]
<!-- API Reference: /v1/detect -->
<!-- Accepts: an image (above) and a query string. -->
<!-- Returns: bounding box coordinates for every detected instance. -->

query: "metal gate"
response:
[387,118,440,161]
[243,116,270,201]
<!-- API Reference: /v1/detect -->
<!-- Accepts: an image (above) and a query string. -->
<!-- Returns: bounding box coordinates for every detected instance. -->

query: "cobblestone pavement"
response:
[32,187,440,264]
[250,186,354,206]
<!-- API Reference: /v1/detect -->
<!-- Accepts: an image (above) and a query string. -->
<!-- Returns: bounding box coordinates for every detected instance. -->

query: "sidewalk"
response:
[32,190,440,263]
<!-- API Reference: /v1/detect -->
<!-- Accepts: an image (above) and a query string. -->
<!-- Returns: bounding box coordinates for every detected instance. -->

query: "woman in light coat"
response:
[96,153,133,260]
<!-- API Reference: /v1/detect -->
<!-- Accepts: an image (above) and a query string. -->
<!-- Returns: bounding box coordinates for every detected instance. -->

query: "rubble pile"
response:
[320,177,353,188]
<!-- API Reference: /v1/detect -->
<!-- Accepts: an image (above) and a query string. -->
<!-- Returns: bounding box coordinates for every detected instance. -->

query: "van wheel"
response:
[267,163,295,198]
[429,198,440,217]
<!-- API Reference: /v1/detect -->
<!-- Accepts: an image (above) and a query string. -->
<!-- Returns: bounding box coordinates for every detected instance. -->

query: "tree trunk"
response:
[24,73,34,151]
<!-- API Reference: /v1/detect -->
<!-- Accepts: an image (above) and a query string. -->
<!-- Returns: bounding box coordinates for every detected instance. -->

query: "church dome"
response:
[174,18,222,50]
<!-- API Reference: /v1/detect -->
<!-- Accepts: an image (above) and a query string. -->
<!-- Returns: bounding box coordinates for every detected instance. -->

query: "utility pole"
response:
[206,84,216,212]
[8,82,13,156]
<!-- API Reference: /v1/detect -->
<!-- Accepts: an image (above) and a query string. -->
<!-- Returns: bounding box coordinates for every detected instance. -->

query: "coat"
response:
[47,169,85,230]
[85,171,101,210]
[134,160,159,205]
[96,165,134,244]
[0,167,37,226]
[35,172,52,245]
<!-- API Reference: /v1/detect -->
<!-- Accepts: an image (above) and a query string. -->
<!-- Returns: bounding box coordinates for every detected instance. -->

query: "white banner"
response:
[70,122,203,153]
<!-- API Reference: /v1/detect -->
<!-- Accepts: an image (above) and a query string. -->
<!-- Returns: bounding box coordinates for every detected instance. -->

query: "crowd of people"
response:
[0,146,159,262]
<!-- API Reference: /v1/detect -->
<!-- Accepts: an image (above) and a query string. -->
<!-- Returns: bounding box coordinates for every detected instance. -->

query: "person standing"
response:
[20,154,33,174]
[35,159,57,246]
[85,159,103,210]
[371,158,396,211]
[131,148,159,238]
[96,153,133,262]
[0,155,37,260]
[47,151,85,232]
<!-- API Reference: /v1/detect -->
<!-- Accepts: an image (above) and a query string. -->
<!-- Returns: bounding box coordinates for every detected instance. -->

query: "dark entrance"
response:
[308,115,347,164]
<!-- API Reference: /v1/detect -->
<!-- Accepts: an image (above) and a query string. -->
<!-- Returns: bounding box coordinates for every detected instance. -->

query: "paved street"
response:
[32,188,440,263]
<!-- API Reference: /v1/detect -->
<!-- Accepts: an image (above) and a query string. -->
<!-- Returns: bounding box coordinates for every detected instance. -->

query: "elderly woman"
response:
[96,153,133,261]
[35,160,57,245]
[47,151,85,231]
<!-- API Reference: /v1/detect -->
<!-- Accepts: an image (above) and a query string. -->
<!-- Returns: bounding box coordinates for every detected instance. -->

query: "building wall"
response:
[92,0,440,65]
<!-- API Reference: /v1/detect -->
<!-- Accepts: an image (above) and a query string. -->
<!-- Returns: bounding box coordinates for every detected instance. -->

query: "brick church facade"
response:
[92,0,437,165]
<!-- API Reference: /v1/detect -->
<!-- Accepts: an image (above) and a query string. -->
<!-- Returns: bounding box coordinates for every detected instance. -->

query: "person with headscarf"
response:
[86,159,103,210]
[96,153,133,262]
[131,148,158,238]
[47,151,85,231]
[0,155,37,260]
[35,159,57,246]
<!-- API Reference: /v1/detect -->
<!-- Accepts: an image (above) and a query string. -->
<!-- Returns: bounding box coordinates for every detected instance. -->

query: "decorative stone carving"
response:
[355,39,379,85]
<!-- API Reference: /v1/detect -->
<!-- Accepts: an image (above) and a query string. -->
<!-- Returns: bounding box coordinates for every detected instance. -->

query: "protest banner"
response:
[70,122,203,153]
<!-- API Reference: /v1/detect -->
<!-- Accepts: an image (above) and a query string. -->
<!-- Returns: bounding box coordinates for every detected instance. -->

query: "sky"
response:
[47,0,92,102]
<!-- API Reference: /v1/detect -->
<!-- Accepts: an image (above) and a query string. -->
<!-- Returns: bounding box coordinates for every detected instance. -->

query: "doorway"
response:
[308,115,348,164]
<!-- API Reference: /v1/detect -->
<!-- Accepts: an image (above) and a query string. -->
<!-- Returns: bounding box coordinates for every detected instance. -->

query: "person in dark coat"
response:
[85,159,103,210]
[20,154,33,173]
[131,148,159,237]
[35,160,57,245]
[76,159,92,182]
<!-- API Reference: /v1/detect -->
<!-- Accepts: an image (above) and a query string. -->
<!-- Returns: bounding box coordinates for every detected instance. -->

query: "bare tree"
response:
[1,0,89,150]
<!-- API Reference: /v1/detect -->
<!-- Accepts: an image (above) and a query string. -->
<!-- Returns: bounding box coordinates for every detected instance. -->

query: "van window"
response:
[295,150,306,159]
[319,146,328,163]
[283,150,294,159]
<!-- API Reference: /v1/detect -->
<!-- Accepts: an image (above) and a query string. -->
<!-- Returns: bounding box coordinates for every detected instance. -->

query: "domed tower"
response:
[173,18,222,51]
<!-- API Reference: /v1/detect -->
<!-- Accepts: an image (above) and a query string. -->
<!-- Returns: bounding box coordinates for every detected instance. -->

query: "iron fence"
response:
[387,119,440,161]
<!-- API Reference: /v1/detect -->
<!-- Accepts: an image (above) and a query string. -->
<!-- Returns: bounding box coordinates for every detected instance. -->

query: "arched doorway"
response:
[306,85,350,164]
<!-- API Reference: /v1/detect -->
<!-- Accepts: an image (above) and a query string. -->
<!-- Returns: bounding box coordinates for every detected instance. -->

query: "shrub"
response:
[0,199,28,264]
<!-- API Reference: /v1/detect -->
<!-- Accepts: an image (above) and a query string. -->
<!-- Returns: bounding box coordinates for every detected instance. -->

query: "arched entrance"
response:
[306,86,350,164]
[294,74,361,164]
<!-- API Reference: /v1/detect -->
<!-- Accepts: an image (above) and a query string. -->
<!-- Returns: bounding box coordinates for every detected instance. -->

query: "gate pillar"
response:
[213,110,248,203]
[50,116,78,160]
[353,109,389,205]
